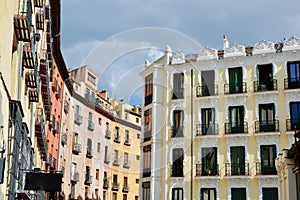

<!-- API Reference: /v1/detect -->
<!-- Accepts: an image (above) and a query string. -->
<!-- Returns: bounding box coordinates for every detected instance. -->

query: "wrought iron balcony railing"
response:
[286,118,300,131]
[196,124,219,136]
[225,163,249,176]
[225,122,248,134]
[171,126,184,138]
[255,120,279,133]
[224,82,247,94]
[196,85,218,97]
[195,164,219,176]
[72,143,81,154]
[170,164,184,177]
[255,162,277,175]
[254,80,277,92]
[284,78,300,89]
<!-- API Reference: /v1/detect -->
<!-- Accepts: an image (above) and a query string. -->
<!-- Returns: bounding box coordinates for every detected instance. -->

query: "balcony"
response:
[104,155,110,165]
[286,119,300,131]
[86,149,93,159]
[14,15,30,42]
[64,101,70,113]
[224,82,247,94]
[114,134,120,143]
[113,158,121,167]
[61,133,67,145]
[85,93,101,107]
[142,168,151,178]
[196,85,218,97]
[23,48,35,69]
[103,178,109,189]
[255,120,279,133]
[124,138,131,146]
[144,94,153,106]
[36,12,44,30]
[50,158,56,170]
[71,172,79,183]
[284,78,300,90]
[253,80,277,92]
[143,130,152,142]
[122,184,130,193]
[74,114,83,125]
[28,89,38,103]
[84,175,92,185]
[172,90,184,100]
[170,165,183,177]
[123,161,130,169]
[171,126,184,138]
[195,164,219,176]
[25,72,37,88]
[87,121,94,131]
[225,122,248,134]
[196,124,219,136]
[256,162,277,175]
[112,182,120,191]
[225,163,249,176]
[105,130,111,139]
[72,143,81,155]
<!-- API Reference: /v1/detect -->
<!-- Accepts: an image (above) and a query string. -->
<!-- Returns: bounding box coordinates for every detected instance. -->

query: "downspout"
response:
[190,69,193,199]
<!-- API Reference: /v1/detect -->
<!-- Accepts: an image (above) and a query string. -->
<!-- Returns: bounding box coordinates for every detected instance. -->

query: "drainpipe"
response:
[190,69,194,199]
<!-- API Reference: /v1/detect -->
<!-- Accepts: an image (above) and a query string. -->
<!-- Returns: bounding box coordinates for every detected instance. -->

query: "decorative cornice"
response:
[282,36,300,51]
[252,40,276,55]
[197,47,218,61]
[224,43,246,58]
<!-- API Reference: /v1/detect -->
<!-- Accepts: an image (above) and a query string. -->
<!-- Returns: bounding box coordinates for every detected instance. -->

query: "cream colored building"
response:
[59,66,141,200]
[140,36,300,200]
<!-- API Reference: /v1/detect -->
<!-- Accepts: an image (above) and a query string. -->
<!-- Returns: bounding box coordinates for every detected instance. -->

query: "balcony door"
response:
[229,106,244,133]
[229,67,243,93]
[173,110,184,137]
[201,70,215,96]
[260,145,276,175]
[257,64,273,90]
[201,108,215,135]
[172,148,183,177]
[259,104,275,132]
[290,102,300,129]
[202,147,217,175]
[288,61,300,88]
[230,146,245,175]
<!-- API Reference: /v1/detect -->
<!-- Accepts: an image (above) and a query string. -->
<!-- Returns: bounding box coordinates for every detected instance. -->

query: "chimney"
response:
[99,90,108,100]
[223,35,229,49]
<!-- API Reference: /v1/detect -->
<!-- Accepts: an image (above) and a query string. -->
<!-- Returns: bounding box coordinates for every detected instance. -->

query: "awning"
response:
[25,72,37,88]
[23,49,35,69]
[28,89,38,102]
[34,0,44,8]
[14,15,30,42]
[36,13,44,30]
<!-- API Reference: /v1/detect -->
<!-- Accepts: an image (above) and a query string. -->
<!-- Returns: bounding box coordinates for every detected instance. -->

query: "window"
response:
[201,188,216,200]
[135,196,139,200]
[172,188,183,200]
[136,178,139,184]
[262,188,278,200]
[142,182,150,200]
[88,112,94,130]
[231,188,246,200]
[137,133,140,139]
[103,191,107,200]
[228,67,243,94]
[260,145,276,175]
[71,183,75,199]
[104,146,109,163]
[113,150,119,166]
[123,194,127,200]
[96,169,99,180]
[86,138,92,157]
[98,118,102,125]
[259,104,275,132]
[256,64,274,91]
[112,192,117,200]
[125,113,128,120]
[144,109,152,141]
[136,155,140,160]
[97,142,101,153]
[290,102,300,129]
[201,70,215,96]
[124,152,129,167]
[114,127,120,142]
[201,108,216,135]
[172,73,184,99]
[202,147,217,176]
[172,148,184,177]
[125,130,129,144]
[143,145,151,177]
[136,118,139,123]
[87,72,96,85]
[230,146,245,175]
[74,105,82,124]
[145,74,153,106]
[228,106,244,133]
[172,110,184,137]
[287,61,300,89]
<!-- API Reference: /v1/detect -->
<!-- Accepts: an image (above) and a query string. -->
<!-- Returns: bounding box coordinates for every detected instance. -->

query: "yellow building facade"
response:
[140,36,300,200]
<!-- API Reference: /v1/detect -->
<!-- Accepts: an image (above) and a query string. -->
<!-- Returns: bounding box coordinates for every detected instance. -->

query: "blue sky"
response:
[60,0,300,105]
